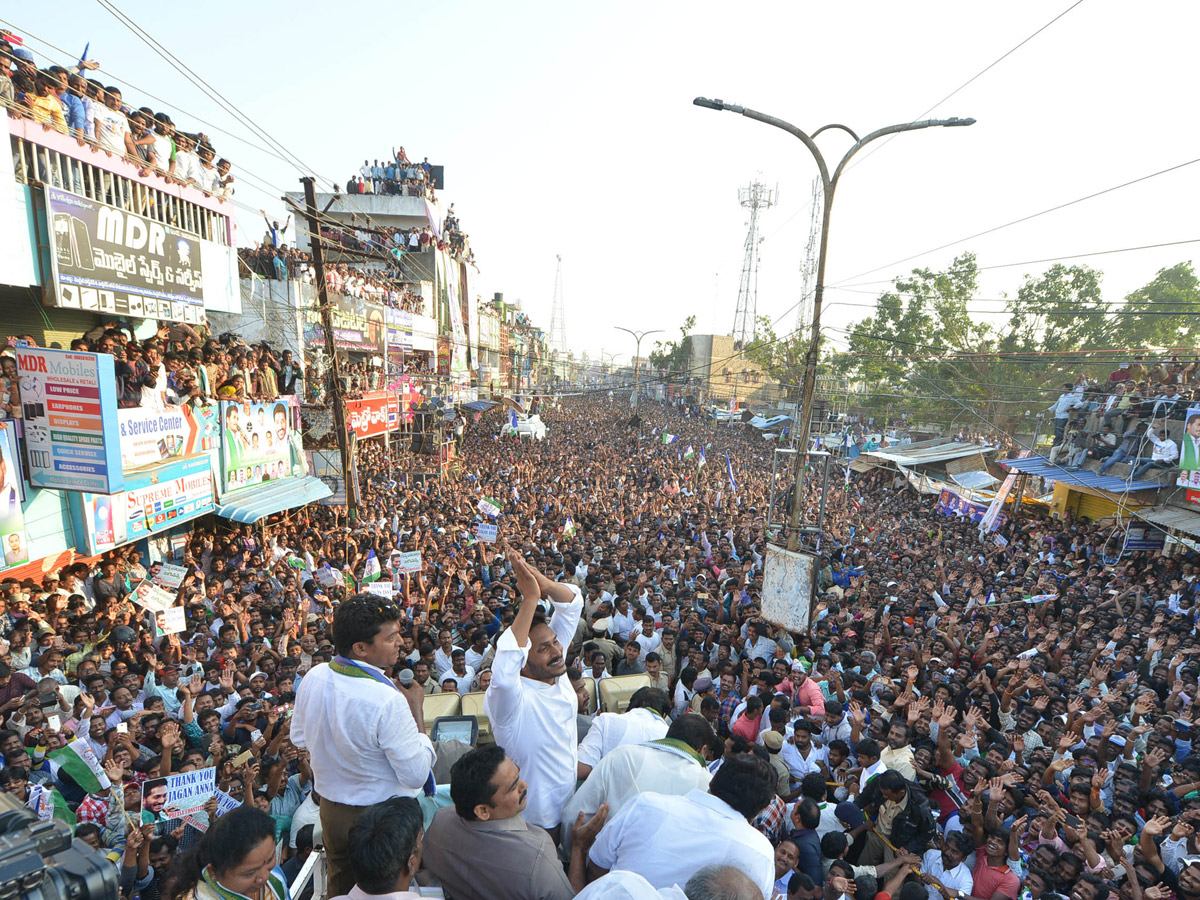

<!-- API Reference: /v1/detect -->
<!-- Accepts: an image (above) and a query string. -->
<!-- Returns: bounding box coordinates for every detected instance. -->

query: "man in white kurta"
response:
[484,552,584,832]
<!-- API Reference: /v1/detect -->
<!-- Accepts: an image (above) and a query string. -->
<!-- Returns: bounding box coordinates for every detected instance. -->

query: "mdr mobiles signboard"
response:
[16,348,123,494]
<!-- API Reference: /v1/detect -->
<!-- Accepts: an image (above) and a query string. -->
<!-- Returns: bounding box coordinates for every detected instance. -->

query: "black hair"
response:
[800,772,826,802]
[627,687,671,717]
[333,594,401,657]
[788,873,816,897]
[855,738,881,760]
[449,745,507,820]
[796,797,821,830]
[165,807,275,900]
[666,714,717,755]
[708,753,774,820]
[877,769,906,793]
[820,830,848,859]
[347,797,424,894]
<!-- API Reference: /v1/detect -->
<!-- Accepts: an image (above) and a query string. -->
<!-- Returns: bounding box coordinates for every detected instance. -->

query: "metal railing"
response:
[10,135,231,246]
[288,847,327,900]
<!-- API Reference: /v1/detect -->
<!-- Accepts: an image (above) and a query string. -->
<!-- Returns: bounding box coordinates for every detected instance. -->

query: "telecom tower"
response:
[549,254,567,355]
[795,178,823,335]
[732,181,776,349]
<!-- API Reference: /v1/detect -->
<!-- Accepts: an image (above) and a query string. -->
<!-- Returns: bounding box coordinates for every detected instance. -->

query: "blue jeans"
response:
[1130,459,1171,480]
[1098,445,1130,474]
[1053,417,1069,446]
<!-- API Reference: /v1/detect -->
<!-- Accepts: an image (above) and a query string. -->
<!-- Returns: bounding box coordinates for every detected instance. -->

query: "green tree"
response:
[649,315,695,381]
[741,315,810,395]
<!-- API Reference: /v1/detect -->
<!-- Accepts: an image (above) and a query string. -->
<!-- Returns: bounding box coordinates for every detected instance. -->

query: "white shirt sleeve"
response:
[378,695,435,788]
[486,626,529,727]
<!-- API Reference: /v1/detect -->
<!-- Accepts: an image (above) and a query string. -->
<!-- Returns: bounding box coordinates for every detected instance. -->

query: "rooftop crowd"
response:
[0,388,1193,900]
[1,34,236,201]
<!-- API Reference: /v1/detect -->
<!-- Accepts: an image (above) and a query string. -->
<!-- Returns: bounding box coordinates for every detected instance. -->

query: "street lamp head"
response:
[940,117,976,127]
[693,97,745,114]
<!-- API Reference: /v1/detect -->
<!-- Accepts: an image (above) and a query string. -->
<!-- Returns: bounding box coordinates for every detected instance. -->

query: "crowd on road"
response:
[0,392,1195,900]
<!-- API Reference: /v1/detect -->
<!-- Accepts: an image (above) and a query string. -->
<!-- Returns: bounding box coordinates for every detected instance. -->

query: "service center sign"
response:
[345,391,400,439]
[44,186,206,324]
[117,404,219,472]
[17,348,123,493]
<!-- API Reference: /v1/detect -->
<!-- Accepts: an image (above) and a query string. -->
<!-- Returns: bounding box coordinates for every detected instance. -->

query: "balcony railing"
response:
[9,117,233,246]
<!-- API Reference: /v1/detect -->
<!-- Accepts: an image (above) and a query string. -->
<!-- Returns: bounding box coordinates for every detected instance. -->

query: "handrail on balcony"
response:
[8,117,233,247]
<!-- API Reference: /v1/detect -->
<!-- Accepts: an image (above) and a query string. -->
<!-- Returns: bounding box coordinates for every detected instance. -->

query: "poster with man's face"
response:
[1178,408,1200,486]
[0,422,28,571]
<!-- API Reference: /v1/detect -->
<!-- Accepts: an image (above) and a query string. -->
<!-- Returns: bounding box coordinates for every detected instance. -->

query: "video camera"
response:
[0,793,117,900]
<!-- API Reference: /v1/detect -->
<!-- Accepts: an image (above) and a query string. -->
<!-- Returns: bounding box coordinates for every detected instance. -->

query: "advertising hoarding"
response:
[117,403,219,472]
[345,391,400,439]
[0,421,29,571]
[43,186,207,325]
[16,348,123,494]
[302,294,385,353]
[219,398,301,495]
[72,455,215,555]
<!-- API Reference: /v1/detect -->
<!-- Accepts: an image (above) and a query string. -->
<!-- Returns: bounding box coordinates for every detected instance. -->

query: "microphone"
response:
[398,668,414,687]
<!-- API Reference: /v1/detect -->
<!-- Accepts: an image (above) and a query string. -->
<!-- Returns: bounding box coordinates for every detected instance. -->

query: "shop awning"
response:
[997,456,1161,492]
[461,400,497,412]
[866,441,993,467]
[1137,505,1200,538]
[215,476,333,523]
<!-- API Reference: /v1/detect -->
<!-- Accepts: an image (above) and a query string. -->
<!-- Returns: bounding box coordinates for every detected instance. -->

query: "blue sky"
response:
[8,1,1200,361]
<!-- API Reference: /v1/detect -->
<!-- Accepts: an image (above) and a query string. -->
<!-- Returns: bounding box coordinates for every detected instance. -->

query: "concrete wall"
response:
[283,192,436,253]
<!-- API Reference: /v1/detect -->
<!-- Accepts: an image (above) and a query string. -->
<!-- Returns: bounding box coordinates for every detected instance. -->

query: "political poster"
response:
[394,551,422,574]
[141,767,216,824]
[475,522,498,543]
[219,399,297,495]
[153,606,186,638]
[131,579,176,613]
[314,566,343,589]
[1178,408,1200,505]
[0,420,29,572]
[151,563,189,591]
[363,582,396,600]
[477,497,501,518]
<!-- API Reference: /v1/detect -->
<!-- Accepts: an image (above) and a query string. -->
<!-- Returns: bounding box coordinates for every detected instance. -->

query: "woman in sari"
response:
[166,806,288,900]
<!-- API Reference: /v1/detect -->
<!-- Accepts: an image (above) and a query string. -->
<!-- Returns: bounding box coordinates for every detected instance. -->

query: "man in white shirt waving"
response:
[292,595,434,898]
[484,550,585,838]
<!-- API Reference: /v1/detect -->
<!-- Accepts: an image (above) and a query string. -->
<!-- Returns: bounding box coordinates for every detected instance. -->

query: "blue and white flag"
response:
[361,549,381,583]
[725,453,737,491]
[509,410,518,429]
[698,449,707,469]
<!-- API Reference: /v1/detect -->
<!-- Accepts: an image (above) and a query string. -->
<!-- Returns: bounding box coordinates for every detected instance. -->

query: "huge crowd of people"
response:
[1,35,236,201]
[0,388,1194,900]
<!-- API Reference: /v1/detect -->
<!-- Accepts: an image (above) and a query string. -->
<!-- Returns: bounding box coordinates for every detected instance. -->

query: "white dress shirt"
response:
[921,849,974,900]
[577,708,670,769]
[563,740,711,854]
[483,583,584,828]
[780,741,828,782]
[588,789,775,900]
[292,659,434,806]
[573,870,687,900]
[433,647,456,678]
[612,609,638,642]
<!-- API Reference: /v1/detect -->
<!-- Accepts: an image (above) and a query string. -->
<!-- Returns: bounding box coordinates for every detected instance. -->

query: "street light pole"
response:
[694,97,974,551]
[614,327,663,411]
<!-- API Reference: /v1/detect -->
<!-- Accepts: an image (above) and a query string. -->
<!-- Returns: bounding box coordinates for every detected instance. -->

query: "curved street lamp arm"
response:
[830,118,975,188]
[811,123,860,142]
[727,105,832,190]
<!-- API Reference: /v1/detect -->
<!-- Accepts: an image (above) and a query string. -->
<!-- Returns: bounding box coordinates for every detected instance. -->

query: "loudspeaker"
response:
[430,165,444,190]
